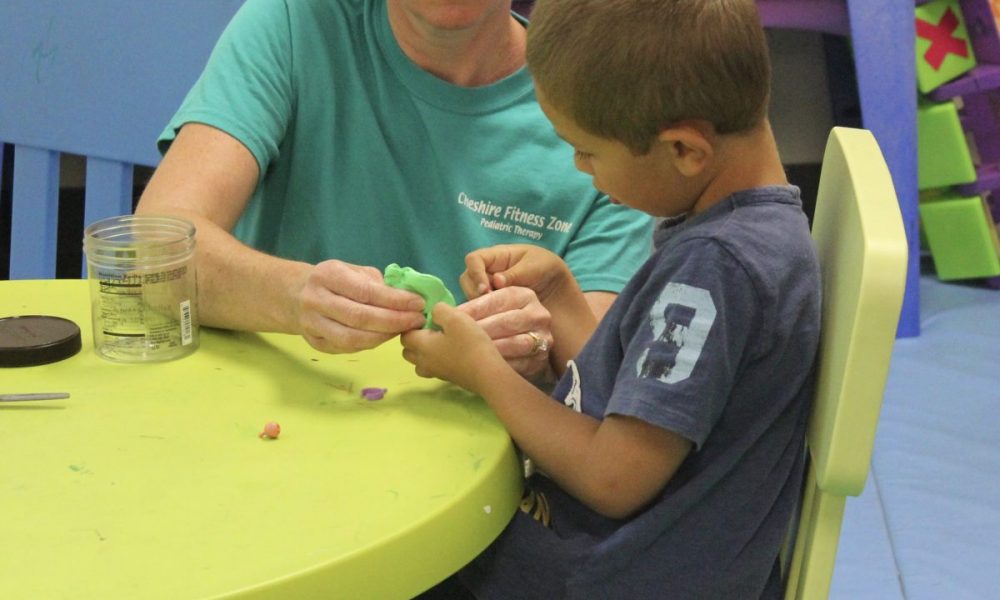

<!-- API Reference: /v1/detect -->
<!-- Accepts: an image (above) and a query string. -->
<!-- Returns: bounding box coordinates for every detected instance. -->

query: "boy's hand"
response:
[460,244,595,378]
[400,303,509,394]
[460,244,573,303]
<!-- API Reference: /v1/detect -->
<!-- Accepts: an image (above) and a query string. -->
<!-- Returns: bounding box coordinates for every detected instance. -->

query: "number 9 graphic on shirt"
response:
[636,283,717,384]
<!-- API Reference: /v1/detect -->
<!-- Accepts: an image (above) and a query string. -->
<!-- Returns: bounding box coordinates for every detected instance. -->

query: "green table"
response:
[0,280,521,599]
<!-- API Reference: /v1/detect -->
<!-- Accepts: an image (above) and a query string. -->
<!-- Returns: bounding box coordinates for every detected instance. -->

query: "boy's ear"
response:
[656,121,714,177]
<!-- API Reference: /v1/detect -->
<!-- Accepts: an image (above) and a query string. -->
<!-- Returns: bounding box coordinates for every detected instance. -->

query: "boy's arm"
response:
[481,365,692,519]
[401,304,691,520]
[543,275,600,371]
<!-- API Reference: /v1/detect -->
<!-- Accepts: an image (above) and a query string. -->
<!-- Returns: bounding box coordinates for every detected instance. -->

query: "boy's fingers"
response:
[459,271,490,299]
[435,304,487,341]
[431,302,462,328]
[489,259,534,290]
[491,272,511,289]
[399,329,417,349]
[462,253,494,297]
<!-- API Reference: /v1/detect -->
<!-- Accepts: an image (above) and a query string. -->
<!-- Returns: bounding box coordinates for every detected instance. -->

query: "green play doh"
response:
[383,264,456,331]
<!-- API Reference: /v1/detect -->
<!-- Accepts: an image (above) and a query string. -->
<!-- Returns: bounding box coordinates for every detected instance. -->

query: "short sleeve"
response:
[608,238,760,448]
[157,0,294,177]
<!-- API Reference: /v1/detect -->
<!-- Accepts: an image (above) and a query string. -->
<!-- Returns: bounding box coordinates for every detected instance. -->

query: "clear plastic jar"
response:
[83,215,199,362]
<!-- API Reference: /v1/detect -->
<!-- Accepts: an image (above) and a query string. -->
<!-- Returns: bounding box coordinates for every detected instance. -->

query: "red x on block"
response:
[917,7,971,70]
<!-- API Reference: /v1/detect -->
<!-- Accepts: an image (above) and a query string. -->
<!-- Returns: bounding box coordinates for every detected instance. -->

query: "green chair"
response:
[783,127,908,600]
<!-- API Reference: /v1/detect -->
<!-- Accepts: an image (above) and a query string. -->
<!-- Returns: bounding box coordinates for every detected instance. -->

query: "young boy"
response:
[401,0,821,597]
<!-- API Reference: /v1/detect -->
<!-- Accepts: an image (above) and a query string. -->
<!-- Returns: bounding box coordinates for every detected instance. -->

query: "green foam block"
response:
[918,100,976,190]
[919,194,1000,280]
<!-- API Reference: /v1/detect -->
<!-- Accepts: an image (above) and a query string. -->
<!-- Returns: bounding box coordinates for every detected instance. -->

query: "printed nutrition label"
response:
[98,279,145,337]
[95,266,192,351]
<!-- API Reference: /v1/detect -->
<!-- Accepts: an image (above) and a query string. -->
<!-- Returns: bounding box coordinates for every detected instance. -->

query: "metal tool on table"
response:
[0,393,70,402]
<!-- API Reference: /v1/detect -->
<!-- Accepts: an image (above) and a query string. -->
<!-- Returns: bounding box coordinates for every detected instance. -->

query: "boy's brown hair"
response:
[526,0,771,154]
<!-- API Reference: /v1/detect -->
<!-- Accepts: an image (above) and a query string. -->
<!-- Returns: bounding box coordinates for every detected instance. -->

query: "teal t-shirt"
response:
[159,0,653,299]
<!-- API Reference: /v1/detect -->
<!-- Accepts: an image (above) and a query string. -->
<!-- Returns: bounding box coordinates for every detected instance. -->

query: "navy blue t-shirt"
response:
[461,186,821,599]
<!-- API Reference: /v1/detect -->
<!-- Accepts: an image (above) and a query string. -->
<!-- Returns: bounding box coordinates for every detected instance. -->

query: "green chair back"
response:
[784,127,908,600]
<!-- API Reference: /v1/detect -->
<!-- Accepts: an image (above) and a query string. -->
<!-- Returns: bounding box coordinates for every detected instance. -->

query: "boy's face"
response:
[537,92,691,218]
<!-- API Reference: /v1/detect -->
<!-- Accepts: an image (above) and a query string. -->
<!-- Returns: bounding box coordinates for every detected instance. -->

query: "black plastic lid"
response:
[0,315,82,367]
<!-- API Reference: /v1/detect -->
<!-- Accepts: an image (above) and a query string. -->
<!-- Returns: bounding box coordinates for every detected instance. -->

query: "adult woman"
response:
[136,0,651,379]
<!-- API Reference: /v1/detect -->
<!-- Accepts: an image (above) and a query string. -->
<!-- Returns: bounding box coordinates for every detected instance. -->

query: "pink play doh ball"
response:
[259,421,281,439]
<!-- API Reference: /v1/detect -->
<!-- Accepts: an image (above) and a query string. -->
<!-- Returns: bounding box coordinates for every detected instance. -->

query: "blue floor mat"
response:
[832,276,1000,599]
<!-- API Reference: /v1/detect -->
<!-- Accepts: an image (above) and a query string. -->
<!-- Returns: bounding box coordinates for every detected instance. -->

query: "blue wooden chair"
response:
[0,1,242,280]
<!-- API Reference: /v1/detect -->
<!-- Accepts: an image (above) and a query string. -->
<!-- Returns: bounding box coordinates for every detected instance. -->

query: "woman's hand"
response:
[457,245,572,380]
[457,286,554,382]
[297,259,426,353]
[459,244,594,378]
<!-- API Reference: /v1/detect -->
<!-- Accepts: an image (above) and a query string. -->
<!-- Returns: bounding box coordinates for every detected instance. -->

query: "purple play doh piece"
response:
[361,387,388,401]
